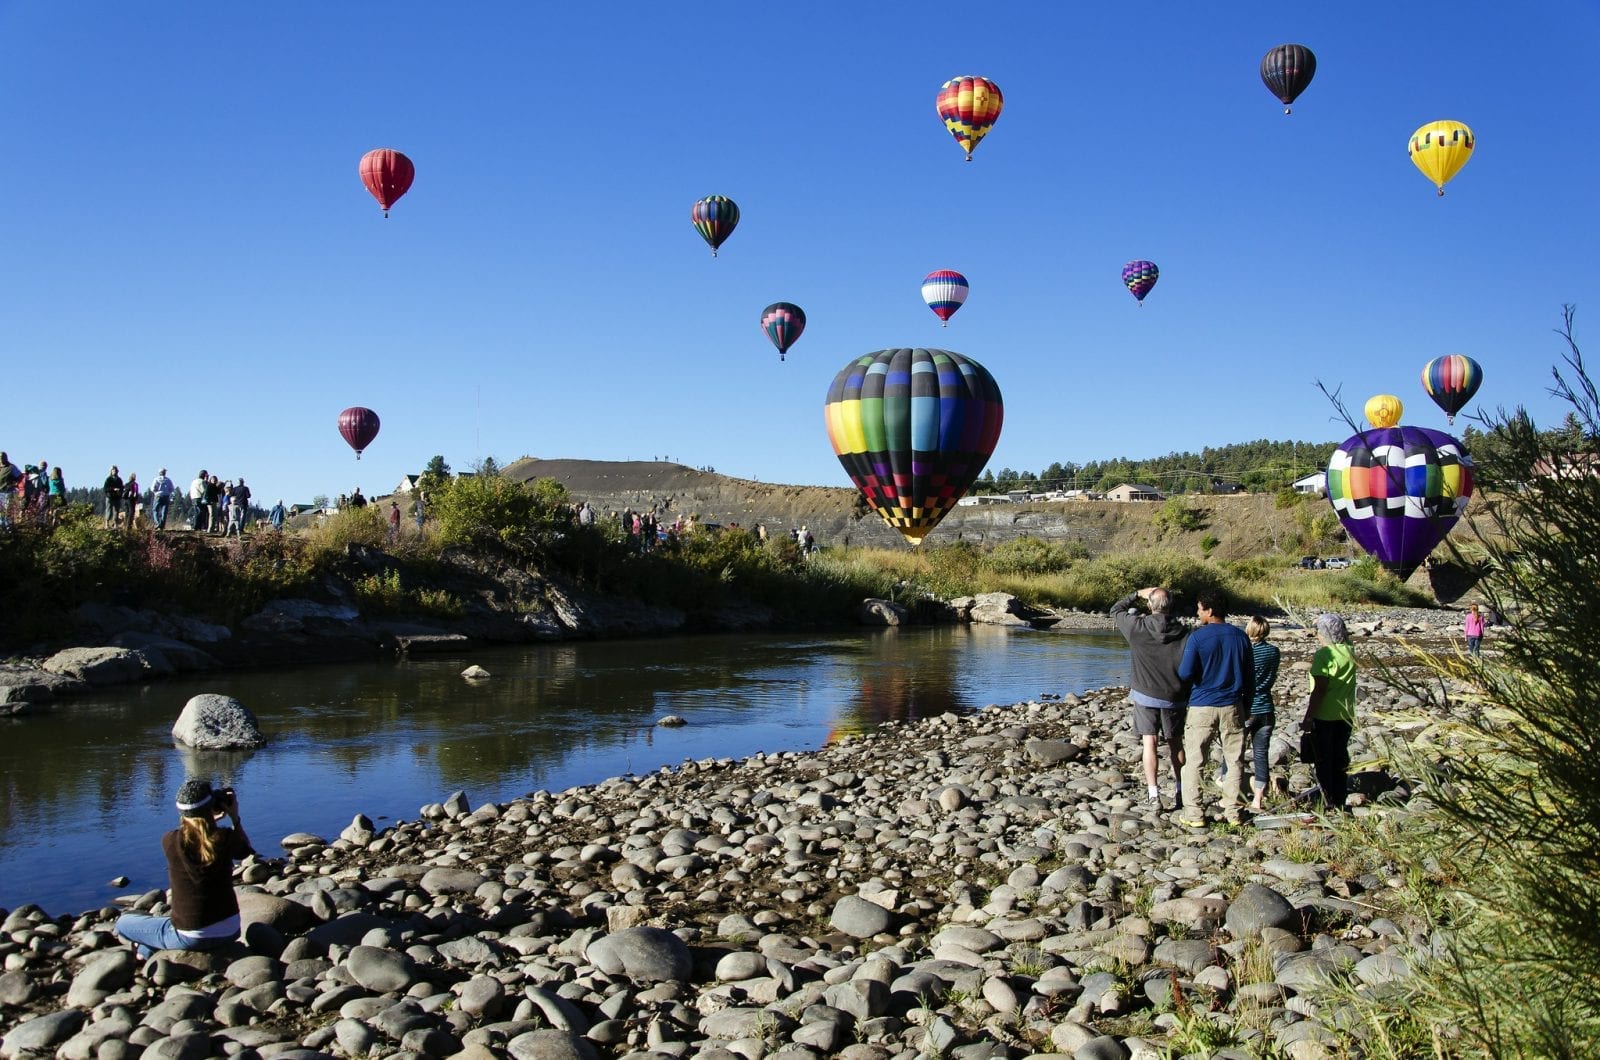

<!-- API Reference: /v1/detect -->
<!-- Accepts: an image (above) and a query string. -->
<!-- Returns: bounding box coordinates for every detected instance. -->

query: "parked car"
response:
[1324,556,1352,569]
[1299,556,1324,569]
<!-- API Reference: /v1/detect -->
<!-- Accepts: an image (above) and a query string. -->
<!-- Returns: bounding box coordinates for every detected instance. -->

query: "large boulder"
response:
[109,632,220,672]
[41,646,153,686]
[172,694,266,749]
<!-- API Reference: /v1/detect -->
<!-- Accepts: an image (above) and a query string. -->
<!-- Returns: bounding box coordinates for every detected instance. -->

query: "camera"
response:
[215,787,236,812]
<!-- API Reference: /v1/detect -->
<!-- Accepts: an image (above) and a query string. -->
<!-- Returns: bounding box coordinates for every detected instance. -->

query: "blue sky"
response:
[0,2,1595,506]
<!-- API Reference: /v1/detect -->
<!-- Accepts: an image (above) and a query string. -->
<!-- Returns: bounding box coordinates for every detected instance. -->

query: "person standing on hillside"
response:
[123,472,141,530]
[150,469,175,530]
[1463,603,1485,658]
[269,500,286,531]
[1111,586,1190,809]
[1176,592,1253,827]
[189,470,208,531]
[387,501,400,543]
[103,466,124,528]
[203,474,222,534]
[1303,612,1358,812]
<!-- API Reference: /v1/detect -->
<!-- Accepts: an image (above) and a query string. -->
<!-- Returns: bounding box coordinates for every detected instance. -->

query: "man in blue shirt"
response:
[1176,591,1252,826]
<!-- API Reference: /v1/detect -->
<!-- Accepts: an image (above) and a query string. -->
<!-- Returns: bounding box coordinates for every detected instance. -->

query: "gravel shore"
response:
[0,616,1474,1060]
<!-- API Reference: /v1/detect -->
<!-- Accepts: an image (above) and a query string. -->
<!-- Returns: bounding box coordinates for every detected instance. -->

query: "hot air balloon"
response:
[936,76,1003,161]
[359,149,414,217]
[338,407,381,460]
[1326,425,1474,580]
[1408,121,1475,196]
[760,302,806,361]
[690,196,740,257]
[922,270,969,326]
[1364,394,1404,429]
[1421,354,1482,424]
[824,348,1004,547]
[1121,260,1159,305]
[1260,44,1316,114]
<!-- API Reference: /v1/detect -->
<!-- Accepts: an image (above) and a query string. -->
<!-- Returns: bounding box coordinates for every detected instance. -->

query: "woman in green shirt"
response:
[1303,612,1357,812]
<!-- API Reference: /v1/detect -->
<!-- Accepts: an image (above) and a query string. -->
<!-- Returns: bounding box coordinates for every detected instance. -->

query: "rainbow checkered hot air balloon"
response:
[690,196,740,257]
[936,77,1003,161]
[1421,354,1482,424]
[921,270,969,326]
[759,302,806,361]
[1326,425,1474,580]
[1121,260,1159,305]
[824,348,1004,547]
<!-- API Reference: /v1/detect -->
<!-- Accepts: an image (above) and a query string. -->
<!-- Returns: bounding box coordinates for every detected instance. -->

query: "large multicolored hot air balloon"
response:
[690,196,740,257]
[1364,394,1403,429]
[359,149,414,217]
[1260,44,1316,114]
[824,348,1004,547]
[338,407,381,460]
[1326,425,1474,580]
[1408,121,1475,196]
[760,302,806,361]
[921,270,969,326]
[936,77,1003,161]
[1121,260,1159,305]
[1421,354,1483,424]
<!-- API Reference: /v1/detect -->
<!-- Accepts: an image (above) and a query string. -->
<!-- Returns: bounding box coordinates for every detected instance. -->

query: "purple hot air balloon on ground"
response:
[338,407,381,460]
[1325,425,1474,580]
[1121,260,1159,304]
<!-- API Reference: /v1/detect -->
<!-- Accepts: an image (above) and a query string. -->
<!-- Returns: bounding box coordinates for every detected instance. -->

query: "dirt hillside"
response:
[501,458,1480,565]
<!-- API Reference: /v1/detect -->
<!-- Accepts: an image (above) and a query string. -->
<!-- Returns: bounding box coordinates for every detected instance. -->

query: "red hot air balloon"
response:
[338,407,381,460]
[359,149,414,217]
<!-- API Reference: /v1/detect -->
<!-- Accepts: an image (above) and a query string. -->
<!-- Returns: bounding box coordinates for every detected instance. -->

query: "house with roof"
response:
[1292,472,1328,496]
[1106,483,1164,502]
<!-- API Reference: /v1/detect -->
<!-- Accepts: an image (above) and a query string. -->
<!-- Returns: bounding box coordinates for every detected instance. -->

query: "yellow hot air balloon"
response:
[1365,394,1404,429]
[1408,120,1474,196]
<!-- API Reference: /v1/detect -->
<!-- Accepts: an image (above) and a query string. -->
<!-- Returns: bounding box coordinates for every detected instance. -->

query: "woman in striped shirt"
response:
[1245,616,1280,812]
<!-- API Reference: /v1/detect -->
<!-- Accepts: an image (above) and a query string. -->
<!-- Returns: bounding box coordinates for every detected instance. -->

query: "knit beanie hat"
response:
[1316,613,1351,644]
[175,779,215,816]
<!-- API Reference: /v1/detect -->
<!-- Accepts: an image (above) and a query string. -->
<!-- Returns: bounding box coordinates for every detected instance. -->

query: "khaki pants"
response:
[1180,704,1247,821]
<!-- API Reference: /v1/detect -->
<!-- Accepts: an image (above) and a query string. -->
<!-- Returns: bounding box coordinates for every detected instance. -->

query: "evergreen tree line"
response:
[974,416,1600,498]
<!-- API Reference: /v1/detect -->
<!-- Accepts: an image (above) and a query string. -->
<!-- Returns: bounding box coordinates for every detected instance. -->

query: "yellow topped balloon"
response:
[1365,394,1404,429]
[1408,120,1474,196]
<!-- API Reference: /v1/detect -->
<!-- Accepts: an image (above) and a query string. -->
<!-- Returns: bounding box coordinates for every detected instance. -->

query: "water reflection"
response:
[0,627,1129,913]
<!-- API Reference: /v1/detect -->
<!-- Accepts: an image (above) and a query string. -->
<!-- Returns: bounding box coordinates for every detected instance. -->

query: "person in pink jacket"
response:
[1464,604,1485,658]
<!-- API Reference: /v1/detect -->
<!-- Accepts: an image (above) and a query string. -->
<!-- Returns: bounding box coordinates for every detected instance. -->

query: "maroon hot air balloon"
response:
[338,407,381,459]
[359,149,414,217]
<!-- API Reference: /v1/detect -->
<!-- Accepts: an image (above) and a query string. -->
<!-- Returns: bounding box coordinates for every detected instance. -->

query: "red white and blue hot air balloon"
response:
[921,270,969,327]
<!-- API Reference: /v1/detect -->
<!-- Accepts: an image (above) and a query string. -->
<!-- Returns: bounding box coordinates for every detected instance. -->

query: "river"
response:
[0,626,1129,915]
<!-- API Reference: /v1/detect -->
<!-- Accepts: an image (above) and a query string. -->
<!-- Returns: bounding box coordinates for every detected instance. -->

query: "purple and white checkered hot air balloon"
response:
[1121,260,1159,305]
[921,270,968,327]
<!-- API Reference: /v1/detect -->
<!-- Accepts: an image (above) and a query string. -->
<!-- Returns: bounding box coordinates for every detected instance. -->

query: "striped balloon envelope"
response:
[824,348,1004,547]
[1121,260,1159,304]
[936,76,1003,161]
[1408,121,1475,196]
[690,195,740,256]
[1420,354,1482,424]
[921,270,969,326]
[1326,425,1473,580]
[759,302,806,361]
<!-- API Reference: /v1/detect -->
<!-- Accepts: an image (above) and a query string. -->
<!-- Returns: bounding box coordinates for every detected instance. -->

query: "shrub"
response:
[982,536,1087,576]
[1155,496,1205,532]
[1361,308,1600,1052]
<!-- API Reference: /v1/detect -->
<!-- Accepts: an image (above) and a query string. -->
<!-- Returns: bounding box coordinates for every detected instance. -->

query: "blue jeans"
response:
[153,495,170,529]
[1467,636,1482,657]
[114,913,235,960]
[1247,713,1275,790]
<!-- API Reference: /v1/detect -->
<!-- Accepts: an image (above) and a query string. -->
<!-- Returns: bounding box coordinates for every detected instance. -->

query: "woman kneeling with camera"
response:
[115,779,254,959]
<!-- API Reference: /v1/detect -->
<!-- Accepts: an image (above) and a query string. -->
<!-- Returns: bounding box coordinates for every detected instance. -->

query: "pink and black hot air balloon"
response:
[359,149,414,217]
[338,407,381,460]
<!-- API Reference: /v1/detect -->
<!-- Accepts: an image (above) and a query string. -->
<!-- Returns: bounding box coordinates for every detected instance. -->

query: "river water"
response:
[0,627,1129,915]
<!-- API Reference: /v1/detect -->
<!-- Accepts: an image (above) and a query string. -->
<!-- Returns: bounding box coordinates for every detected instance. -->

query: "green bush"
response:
[981,536,1086,575]
[431,473,572,558]
[1353,309,1600,1052]
[1155,496,1205,532]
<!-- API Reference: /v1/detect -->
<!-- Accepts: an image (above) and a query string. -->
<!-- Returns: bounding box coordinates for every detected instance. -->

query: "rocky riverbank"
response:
[0,619,1473,1059]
